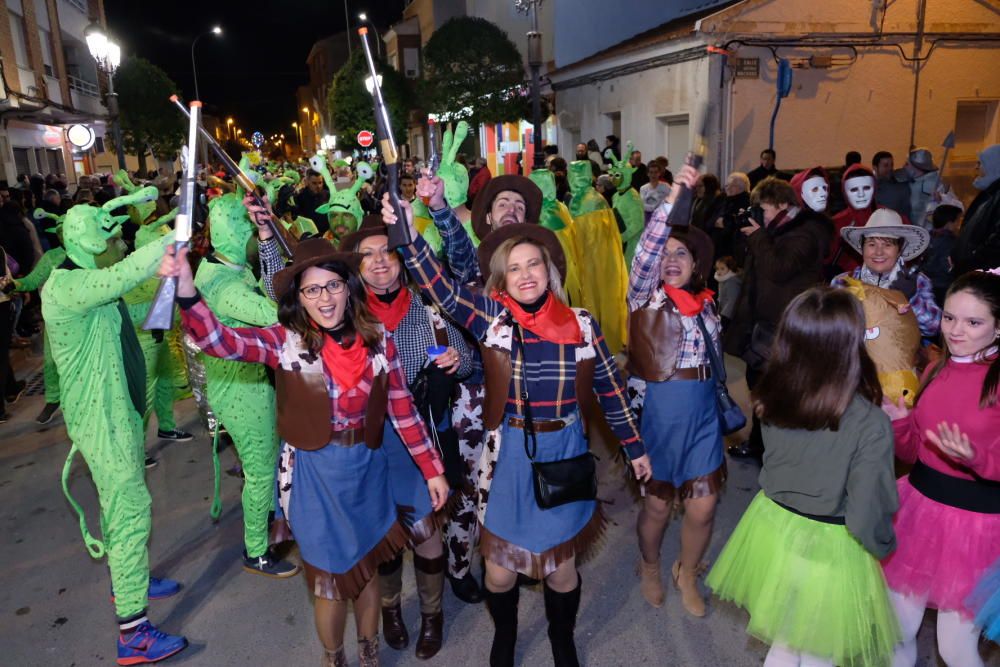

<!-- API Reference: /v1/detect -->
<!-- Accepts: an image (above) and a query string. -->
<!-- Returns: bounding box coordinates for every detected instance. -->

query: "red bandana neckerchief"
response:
[661,283,715,317]
[366,285,412,332]
[492,290,582,344]
[315,325,369,392]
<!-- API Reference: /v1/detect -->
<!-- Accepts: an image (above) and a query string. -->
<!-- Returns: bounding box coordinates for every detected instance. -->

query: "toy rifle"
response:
[358,26,411,249]
[421,116,440,206]
[143,100,200,331]
[665,104,710,228]
[169,95,294,257]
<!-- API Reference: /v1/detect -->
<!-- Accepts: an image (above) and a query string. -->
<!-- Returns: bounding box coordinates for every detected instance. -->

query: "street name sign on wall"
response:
[734,57,759,79]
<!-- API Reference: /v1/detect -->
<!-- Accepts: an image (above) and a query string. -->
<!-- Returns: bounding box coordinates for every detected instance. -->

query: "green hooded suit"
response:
[42,186,171,620]
[194,193,278,559]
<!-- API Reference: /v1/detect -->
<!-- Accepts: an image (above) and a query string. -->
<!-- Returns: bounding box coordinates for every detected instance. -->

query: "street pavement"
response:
[2,344,998,667]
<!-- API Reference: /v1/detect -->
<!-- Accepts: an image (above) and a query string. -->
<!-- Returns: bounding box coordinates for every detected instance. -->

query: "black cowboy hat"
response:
[338,214,388,252]
[476,223,566,285]
[471,175,543,243]
[273,237,361,298]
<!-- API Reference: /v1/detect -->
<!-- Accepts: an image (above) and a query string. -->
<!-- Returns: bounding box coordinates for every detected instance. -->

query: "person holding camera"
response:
[724,177,833,461]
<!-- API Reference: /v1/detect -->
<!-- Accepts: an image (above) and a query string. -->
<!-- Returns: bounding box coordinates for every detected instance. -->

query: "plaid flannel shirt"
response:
[402,233,645,459]
[181,298,444,479]
[629,197,720,369]
[832,268,942,337]
[430,206,480,285]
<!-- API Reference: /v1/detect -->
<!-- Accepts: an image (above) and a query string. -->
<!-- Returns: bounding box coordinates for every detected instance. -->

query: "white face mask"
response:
[801,176,828,212]
[845,175,875,210]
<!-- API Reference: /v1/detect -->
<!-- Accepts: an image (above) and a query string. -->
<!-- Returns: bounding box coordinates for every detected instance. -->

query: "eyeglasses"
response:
[299,279,346,299]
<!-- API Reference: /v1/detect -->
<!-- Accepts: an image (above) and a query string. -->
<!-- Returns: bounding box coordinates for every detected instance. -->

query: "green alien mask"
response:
[113,170,157,225]
[607,141,637,194]
[437,121,470,208]
[208,193,254,266]
[528,170,566,231]
[310,152,373,232]
[63,186,159,269]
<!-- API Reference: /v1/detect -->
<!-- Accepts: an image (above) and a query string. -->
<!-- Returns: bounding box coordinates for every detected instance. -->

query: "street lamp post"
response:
[226,117,234,140]
[292,122,302,153]
[515,0,545,171]
[191,26,222,101]
[85,23,126,170]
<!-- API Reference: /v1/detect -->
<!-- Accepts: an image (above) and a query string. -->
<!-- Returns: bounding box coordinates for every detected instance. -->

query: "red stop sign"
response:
[357,130,374,148]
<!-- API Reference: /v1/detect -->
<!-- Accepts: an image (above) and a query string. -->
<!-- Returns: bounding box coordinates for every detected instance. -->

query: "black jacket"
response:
[953,178,1000,275]
[724,209,832,358]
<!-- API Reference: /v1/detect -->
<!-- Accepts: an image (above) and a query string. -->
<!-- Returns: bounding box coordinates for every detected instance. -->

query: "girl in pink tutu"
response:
[882,269,1000,667]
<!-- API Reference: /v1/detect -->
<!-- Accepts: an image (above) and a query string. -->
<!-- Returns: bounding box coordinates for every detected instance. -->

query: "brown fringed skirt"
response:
[480,505,608,580]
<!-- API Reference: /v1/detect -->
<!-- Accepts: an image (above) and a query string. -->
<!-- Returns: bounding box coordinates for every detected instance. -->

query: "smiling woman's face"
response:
[503,242,548,303]
[298,266,349,329]
[659,237,694,288]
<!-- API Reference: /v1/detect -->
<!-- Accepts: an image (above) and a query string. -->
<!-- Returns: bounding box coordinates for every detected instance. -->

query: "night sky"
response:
[103,0,402,137]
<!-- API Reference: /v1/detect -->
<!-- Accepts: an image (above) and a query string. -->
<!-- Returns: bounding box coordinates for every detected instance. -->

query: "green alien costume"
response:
[435,121,481,247]
[14,209,66,405]
[568,160,629,353]
[122,210,185,434]
[528,169,584,307]
[308,152,373,242]
[608,142,644,266]
[42,186,171,620]
[195,193,278,559]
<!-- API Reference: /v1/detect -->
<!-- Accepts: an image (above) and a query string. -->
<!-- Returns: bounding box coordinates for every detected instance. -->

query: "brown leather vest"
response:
[275,357,389,451]
[480,343,596,431]
[626,297,684,382]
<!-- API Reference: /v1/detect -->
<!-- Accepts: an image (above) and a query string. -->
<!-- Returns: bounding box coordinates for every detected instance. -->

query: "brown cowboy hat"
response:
[338,214,388,252]
[273,237,362,298]
[669,226,715,281]
[477,223,566,284]
[471,175,543,243]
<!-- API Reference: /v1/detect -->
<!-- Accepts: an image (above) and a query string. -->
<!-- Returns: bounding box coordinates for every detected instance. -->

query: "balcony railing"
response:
[64,0,87,12]
[68,75,99,97]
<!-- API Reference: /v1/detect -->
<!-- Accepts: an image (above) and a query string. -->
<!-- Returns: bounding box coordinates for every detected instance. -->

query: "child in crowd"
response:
[708,287,900,667]
[713,256,741,330]
[882,269,1000,667]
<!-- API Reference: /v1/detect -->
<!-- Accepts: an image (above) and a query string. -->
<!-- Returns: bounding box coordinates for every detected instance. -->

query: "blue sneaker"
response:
[111,577,181,603]
[117,621,187,665]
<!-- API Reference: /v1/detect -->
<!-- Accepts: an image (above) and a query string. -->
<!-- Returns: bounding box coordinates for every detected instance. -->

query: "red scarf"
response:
[365,286,412,332]
[318,328,369,392]
[492,290,582,344]
[662,283,715,317]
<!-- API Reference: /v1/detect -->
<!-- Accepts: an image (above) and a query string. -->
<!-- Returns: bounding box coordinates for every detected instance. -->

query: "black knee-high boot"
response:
[544,576,581,667]
[484,585,519,667]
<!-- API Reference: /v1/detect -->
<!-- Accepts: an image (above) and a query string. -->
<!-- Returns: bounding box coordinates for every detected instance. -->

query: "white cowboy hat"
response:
[841,209,930,261]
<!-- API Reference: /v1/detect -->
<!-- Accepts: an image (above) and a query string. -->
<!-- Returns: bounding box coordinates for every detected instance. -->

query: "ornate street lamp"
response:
[85,22,126,170]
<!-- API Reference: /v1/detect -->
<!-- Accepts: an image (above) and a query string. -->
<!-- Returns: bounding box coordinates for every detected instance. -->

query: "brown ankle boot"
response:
[358,635,379,667]
[413,554,445,660]
[672,561,706,617]
[322,645,347,667]
[378,555,408,649]
[637,558,665,608]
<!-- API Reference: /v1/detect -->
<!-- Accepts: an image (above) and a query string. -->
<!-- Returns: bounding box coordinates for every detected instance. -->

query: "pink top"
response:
[892,357,1000,482]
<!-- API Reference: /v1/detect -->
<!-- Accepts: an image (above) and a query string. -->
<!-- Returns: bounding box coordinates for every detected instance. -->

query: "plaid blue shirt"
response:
[401,233,645,459]
[430,206,480,285]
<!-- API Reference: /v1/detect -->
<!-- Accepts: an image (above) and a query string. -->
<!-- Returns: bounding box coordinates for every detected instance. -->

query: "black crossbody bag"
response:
[514,326,597,509]
[695,314,747,435]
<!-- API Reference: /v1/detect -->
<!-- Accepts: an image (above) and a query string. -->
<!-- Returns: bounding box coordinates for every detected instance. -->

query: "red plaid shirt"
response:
[181,299,444,480]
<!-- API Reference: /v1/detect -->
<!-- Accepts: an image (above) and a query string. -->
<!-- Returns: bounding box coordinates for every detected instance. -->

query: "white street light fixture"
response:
[364,74,383,94]
[212,25,222,35]
[85,22,126,170]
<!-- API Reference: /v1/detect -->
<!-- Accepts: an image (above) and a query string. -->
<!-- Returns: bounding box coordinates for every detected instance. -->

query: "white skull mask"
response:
[801,176,829,212]
[845,175,875,210]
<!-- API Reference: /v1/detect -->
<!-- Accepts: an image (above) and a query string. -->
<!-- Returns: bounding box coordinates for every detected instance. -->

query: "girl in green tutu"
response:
[707,287,901,667]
